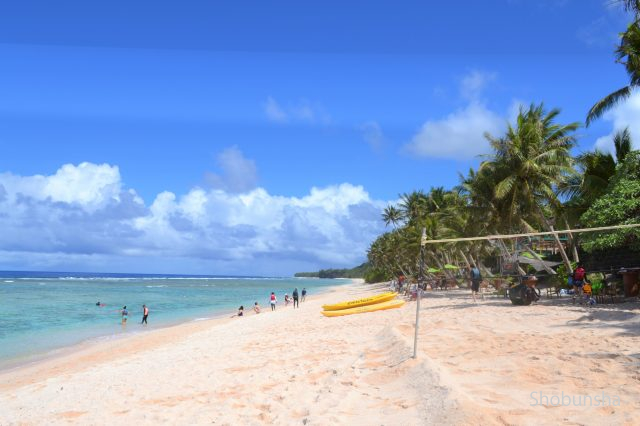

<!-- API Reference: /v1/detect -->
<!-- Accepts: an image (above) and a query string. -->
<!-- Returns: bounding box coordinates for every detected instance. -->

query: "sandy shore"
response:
[1,282,639,425]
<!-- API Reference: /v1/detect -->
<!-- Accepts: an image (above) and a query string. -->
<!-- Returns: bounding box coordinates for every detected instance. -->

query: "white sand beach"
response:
[1,281,638,425]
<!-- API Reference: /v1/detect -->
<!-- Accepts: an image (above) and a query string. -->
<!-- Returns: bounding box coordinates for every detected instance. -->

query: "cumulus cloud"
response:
[405,102,504,159]
[263,96,331,124]
[404,70,523,160]
[360,121,385,151]
[0,162,128,211]
[204,146,258,193]
[594,90,640,153]
[0,163,385,275]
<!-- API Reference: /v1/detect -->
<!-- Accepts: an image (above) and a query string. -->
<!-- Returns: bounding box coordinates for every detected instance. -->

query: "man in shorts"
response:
[141,304,149,325]
[469,266,482,303]
[292,288,299,308]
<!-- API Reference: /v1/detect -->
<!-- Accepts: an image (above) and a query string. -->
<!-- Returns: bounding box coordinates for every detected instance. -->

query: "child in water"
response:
[121,306,128,324]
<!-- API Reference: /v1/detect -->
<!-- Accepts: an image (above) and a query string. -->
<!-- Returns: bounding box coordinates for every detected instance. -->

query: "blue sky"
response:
[1,0,639,275]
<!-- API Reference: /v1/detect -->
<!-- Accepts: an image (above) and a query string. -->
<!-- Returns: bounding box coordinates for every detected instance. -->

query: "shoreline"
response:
[3,283,637,425]
[1,280,449,425]
[0,279,357,375]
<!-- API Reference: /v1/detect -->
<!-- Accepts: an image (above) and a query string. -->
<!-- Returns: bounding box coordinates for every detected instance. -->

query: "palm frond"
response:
[586,86,632,125]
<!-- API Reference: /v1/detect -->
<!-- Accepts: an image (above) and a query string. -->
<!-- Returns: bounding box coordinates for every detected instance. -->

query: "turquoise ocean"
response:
[0,271,345,369]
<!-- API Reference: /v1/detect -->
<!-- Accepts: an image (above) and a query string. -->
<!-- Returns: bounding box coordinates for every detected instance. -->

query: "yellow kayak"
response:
[322,292,397,311]
[322,299,405,317]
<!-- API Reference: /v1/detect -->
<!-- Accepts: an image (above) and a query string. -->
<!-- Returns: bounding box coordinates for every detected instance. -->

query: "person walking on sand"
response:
[572,263,586,303]
[270,292,277,311]
[301,288,307,302]
[469,266,482,303]
[141,304,149,325]
[121,306,128,325]
[254,302,261,314]
[292,287,299,308]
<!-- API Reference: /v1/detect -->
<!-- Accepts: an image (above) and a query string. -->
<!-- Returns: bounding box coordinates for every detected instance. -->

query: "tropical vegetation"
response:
[362,2,640,283]
[365,102,639,283]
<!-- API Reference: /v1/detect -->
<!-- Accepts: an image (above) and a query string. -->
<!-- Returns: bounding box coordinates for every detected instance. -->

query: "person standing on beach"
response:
[301,288,307,302]
[141,304,149,325]
[121,306,128,325]
[572,263,586,302]
[292,288,299,308]
[469,266,482,303]
[270,292,277,311]
[254,302,261,314]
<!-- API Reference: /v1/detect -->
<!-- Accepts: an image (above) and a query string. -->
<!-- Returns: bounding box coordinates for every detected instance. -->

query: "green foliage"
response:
[549,262,577,289]
[591,281,604,295]
[294,263,370,279]
[364,268,390,284]
[587,273,605,294]
[580,151,640,252]
[293,272,320,278]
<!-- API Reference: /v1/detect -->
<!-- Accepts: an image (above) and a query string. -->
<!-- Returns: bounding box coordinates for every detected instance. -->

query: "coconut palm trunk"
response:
[535,205,572,271]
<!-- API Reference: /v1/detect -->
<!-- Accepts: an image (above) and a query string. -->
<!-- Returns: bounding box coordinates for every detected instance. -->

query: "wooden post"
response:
[413,228,426,359]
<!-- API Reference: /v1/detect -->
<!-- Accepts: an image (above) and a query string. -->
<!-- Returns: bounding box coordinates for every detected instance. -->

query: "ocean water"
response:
[0,271,345,368]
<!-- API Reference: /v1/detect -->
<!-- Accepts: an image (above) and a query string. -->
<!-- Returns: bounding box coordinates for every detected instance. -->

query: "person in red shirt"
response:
[270,292,277,311]
[572,264,586,303]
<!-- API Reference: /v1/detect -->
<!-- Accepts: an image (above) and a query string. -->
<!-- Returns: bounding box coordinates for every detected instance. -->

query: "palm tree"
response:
[426,186,447,213]
[621,0,640,14]
[560,128,633,223]
[382,205,403,229]
[483,103,579,270]
[613,127,632,163]
[398,191,428,225]
[586,21,640,125]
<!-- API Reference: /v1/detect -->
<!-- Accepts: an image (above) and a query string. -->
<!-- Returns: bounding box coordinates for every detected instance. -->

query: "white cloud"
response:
[263,96,330,124]
[0,162,126,211]
[460,70,496,101]
[264,96,288,122]
[205,146,258,193]
[594,90,640,153]
[360,121,384,151]
[405,102,505,159]
[0,163,386,275]
[404,71,527,160]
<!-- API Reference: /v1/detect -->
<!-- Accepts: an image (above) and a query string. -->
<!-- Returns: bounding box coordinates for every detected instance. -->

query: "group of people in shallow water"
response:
[99,288,310,322]
[95,302,149,325]
[234,287,307,317]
